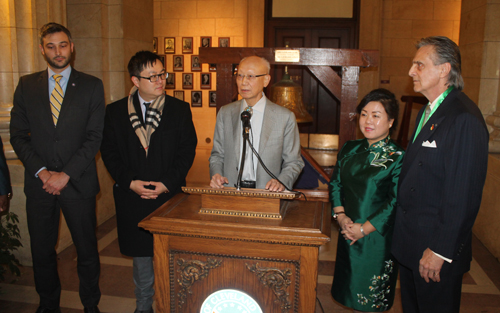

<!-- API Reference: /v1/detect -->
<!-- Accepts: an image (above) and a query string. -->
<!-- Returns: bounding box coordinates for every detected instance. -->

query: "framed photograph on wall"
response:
[201,37,211,48]
[165,73,175,89]
[182,73,193,89]
[219,37,230,47]
[173,55,183,72]
[209,92,217,107]
[174,90,184,101]
[209,64,217,72]
[164,37,175,54]
[191,55,201,72]
[191,91,202,107]
[153,37,158,53]
[201,73,211,89]
[158,55,165,66]
[182,37,193,54]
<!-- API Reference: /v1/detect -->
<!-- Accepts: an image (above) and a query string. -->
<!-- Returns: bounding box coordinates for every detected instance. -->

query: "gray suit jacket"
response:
[209,98,304,189]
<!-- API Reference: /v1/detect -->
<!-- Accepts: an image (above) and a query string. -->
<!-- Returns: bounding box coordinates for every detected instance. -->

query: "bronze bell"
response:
[269,66,313,123]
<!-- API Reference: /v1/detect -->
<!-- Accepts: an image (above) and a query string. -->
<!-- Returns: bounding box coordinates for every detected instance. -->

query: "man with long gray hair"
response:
[392,36,489,312]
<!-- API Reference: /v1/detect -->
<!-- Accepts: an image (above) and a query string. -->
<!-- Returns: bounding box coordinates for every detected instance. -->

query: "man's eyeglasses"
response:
[235,73,267,81]
[138,72,168,82]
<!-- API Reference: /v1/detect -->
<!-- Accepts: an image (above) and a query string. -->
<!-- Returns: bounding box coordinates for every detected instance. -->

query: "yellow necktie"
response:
[50,74,64,125]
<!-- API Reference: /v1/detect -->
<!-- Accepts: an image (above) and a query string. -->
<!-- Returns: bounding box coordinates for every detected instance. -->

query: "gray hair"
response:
[239,56,271,74]
[416,36,464,90]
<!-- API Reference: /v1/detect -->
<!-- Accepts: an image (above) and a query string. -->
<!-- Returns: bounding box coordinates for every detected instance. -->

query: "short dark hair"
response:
[40,23,72,45]
[416,36,464,90]
[127,51,163,78]
[357,88,399,135]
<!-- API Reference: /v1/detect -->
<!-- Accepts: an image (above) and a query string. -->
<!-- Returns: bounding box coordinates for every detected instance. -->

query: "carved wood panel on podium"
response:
[139,193,330,313]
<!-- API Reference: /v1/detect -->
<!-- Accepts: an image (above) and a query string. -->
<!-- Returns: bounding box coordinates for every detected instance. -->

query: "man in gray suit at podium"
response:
[209,56,304,191]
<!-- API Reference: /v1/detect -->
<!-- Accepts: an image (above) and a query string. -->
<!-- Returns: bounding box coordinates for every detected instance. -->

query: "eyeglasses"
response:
[137,72,168,82]
[235,73,267,81]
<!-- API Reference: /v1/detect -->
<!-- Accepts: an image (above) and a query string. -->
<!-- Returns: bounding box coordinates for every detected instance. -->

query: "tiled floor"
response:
[1,216,500,312]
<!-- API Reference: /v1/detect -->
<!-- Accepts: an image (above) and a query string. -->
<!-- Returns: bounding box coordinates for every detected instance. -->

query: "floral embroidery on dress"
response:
[357,259,395,310]
[369,138,402,169]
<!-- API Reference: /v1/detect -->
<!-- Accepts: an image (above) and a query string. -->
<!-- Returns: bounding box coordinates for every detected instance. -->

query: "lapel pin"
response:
[430,124,435,131]
[72,83,75,86]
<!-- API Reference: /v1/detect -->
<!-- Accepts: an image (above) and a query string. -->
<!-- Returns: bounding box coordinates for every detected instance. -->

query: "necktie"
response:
[50,74,64,125]
[144,102,151,125]
[423,104,432,125]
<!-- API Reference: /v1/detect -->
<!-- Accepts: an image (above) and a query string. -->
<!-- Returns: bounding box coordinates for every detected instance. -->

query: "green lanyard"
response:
[412,86,453,142]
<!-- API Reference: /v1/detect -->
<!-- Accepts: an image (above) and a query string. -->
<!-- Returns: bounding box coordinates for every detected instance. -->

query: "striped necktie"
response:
[50,74,64,125]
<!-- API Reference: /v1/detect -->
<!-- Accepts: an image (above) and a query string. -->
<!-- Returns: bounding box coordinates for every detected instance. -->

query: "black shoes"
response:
[84,307,101,313]
[35,308,61,313]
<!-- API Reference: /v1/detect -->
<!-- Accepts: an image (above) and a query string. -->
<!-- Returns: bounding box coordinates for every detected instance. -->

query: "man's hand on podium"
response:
[210,173,228,188]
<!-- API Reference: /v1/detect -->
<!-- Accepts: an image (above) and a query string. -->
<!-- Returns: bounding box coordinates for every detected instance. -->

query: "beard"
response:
[45,54,72,70]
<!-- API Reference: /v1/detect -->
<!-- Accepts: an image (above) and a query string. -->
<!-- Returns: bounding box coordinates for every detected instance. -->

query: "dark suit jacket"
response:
[10,69,105,199]
[0,140,11,196]
[392,89,489,272]
[100,93,197,256]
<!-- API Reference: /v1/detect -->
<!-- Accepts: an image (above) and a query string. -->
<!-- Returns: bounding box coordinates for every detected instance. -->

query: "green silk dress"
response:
[330,137,404,312]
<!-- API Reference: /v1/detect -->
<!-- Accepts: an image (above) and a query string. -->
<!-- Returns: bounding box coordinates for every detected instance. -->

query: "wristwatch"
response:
[333,211,345,220]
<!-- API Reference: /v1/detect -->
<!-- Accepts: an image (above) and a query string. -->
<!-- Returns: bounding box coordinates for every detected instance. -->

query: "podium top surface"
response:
[139,193,330,247]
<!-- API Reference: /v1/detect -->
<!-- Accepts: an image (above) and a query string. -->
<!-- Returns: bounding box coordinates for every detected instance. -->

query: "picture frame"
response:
[201,36,212,48]
[174,90,184,101]
[173,55,184,72]
[219,37,230,47]
[191,91,202,107]
[182,37,193,54]
[209,64,217,72]
[182,73,193,89]
[209,92,217,107]
[164,37,175,54]
[165,73,175,89]
[153,37,158,54]
[201,73,211,89]
[158,55,165,67]
[191,55,201,72]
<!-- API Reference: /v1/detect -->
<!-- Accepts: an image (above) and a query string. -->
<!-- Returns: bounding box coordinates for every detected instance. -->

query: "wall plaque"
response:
[275,50,300,62]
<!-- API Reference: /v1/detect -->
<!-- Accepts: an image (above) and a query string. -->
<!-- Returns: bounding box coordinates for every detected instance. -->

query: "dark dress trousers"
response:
[392,89,489,312]
[10,69,105,309]
[100,93,197,257]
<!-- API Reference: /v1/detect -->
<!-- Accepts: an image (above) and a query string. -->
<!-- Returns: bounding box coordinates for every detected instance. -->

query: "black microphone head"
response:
[241,110,251,121]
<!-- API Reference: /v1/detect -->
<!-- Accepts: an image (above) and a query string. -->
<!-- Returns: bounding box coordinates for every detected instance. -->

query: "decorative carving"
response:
[246,263,292,312]
[182,186,298,199]
[199,208,282,219]
[176,258,223,310]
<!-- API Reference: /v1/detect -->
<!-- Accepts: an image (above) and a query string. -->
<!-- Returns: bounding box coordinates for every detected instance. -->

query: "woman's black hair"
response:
[356,88,399,134]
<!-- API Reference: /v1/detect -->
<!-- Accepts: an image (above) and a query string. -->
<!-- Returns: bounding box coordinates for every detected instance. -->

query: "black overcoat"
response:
[101,93,197,256]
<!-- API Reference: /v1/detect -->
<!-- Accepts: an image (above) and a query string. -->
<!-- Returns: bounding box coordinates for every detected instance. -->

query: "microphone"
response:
[241,110,251,134]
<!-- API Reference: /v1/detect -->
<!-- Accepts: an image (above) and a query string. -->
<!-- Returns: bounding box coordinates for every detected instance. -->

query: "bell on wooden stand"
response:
[269,66,313,123]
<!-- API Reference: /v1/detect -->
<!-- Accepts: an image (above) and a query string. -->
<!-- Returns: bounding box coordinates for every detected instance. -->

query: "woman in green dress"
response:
[330,89,404,312]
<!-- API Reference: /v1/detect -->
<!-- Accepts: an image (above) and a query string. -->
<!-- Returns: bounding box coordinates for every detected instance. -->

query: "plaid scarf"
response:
[128,86,164,156]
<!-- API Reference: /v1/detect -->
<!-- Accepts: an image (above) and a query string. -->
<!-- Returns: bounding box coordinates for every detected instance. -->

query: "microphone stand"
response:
[236,111,252,191]
[236,128,250,191]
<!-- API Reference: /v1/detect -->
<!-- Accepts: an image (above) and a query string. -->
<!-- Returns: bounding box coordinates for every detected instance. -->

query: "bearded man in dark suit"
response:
[100,51,197,313]
[10,23,104,313]
[392,36,489,313]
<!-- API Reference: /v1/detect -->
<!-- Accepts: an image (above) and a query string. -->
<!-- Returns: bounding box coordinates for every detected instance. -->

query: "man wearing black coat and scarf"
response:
[100,51,197,313]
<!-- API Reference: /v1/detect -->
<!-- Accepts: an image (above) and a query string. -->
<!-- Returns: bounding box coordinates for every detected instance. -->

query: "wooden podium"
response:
[139,188,331,313]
